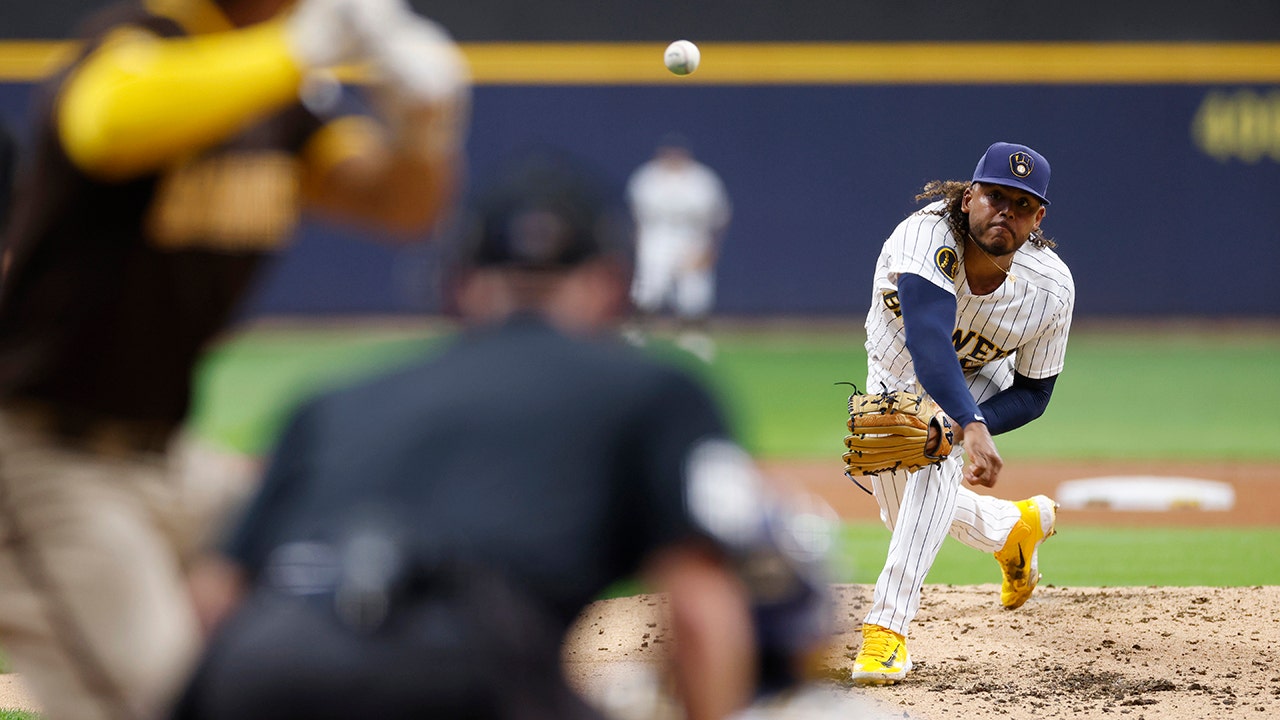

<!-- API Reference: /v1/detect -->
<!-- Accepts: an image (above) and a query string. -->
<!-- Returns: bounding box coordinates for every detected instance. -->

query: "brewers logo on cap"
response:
[972,142,1051,205]
[1009,152,1034,178]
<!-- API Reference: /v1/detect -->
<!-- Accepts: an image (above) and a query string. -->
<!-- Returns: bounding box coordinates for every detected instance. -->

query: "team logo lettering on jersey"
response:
[1010,152,1034,178]
[952,329,1012,369]
[147,152,301,252]
[934,247,959,280]
[882,290,901,318]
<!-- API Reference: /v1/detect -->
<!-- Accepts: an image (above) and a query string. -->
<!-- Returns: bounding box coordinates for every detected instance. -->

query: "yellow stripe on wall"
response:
[0,41,79,81]
[465,42,1280,85]
[1,40,1278,84]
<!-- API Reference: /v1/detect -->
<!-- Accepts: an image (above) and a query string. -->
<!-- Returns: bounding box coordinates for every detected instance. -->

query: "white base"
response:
[1055,476,1235,512]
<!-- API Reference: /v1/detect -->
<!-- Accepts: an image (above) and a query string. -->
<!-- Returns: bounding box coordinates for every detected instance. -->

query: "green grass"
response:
[835,522,1280,586]
[605,522,1280,594]
[998,330,1280,460]
[619,329,865,459]
[698,326,1280,460]
[190,323,1280,460]
[190,327,445,454]
[696,331,866,458]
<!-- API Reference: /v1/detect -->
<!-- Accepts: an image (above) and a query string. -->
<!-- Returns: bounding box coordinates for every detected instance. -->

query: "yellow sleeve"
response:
[58,21,305,181]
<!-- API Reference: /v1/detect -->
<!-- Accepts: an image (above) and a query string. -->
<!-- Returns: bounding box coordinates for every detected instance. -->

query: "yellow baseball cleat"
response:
[851,624,912,685]
[995,494,1058,609]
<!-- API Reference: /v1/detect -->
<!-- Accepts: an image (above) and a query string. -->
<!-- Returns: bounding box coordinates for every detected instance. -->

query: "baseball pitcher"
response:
[845,142,1075,685]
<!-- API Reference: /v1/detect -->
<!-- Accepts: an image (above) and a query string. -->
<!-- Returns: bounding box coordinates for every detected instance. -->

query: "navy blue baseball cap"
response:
[971,142,1051,206]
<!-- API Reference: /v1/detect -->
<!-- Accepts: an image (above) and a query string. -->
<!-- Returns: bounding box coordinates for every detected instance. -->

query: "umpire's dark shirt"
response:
[224,315,731,629]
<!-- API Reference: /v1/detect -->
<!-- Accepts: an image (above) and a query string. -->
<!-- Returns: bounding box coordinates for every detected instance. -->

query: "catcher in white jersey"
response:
[624,134,731,361]
[851,142,1075,685]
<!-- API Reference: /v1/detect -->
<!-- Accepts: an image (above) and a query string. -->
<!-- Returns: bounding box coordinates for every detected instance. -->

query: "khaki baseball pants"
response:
[0,412,230,720]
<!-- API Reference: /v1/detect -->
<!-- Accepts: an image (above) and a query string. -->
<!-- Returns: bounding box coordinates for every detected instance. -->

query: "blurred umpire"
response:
[0,1,469,719]
[173,150,833,720]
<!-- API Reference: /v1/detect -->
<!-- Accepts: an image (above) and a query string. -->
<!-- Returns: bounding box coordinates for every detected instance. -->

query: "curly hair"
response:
[915,180,1056,250]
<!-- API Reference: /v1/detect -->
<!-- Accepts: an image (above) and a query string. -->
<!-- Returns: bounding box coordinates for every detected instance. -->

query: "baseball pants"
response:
[861,454,1024,636]
[631,241,715,319]
[0,413,247,720]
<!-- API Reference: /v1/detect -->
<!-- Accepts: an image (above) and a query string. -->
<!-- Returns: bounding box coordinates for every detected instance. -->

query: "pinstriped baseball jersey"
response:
[864,200,1075,404]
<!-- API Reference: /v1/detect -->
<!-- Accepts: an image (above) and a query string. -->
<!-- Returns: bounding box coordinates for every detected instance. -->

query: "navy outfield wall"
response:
[254,81,1280,318]
[0,50,1278,318]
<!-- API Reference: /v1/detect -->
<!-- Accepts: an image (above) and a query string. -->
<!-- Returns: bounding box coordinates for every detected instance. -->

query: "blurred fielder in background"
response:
[624,134,731,362]
[174,149,832,720]
[0,0,468,718]
[850,142,1074,685]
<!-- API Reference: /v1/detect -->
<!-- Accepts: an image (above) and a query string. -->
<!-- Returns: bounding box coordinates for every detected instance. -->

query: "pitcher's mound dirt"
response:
[564,584,1280,719]
[5,584,1277,718]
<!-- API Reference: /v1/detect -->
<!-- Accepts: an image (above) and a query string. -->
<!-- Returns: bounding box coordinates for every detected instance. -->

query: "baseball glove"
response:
[842,387,955,476]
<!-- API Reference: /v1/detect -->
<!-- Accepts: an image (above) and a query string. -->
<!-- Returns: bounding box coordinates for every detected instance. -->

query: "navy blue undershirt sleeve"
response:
[897,273,984,427]
[978,372,1057,435]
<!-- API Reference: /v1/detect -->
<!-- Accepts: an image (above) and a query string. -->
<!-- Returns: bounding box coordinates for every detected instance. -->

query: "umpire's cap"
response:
[971,141,1051,206]
[454,148,632,271]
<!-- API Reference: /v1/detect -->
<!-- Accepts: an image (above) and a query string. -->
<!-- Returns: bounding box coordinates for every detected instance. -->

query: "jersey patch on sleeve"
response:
[934,246,959,280]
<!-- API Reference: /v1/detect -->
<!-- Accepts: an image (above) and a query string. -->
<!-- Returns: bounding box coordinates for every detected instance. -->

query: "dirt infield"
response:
[564,584,1280,719]
[760,458,1280,527]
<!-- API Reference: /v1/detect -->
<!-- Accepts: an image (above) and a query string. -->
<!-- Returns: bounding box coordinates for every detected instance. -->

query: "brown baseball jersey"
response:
[0,3,339,434]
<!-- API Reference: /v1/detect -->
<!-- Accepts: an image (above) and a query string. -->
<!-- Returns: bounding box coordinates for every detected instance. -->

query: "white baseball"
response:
[664,40,700,76]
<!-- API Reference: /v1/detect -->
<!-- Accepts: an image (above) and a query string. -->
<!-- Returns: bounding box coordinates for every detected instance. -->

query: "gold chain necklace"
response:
[968,237,1017,284]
